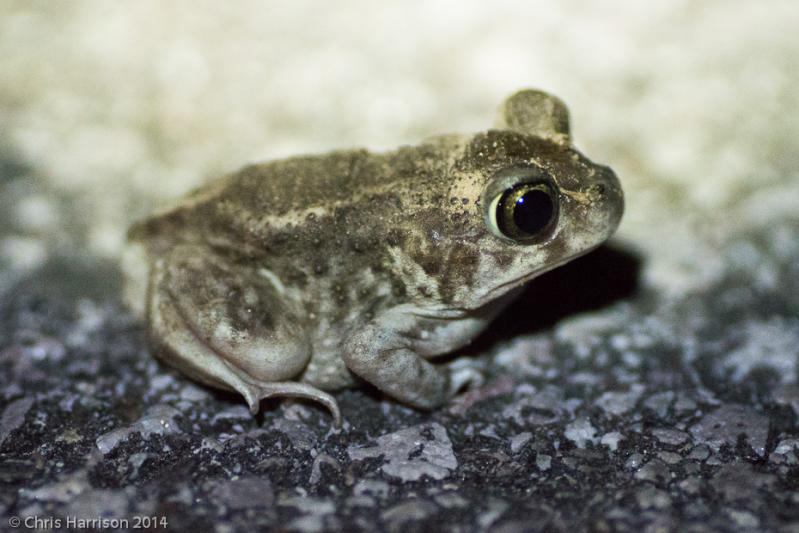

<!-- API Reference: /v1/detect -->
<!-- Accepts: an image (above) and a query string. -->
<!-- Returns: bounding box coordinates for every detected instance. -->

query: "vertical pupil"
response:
[513,188,553,235]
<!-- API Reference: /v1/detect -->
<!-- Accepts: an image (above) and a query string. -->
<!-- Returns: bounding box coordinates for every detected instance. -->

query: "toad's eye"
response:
[488,181,557,243]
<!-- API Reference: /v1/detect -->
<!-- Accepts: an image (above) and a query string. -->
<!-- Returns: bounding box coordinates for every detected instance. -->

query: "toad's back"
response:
[128,140,458,259]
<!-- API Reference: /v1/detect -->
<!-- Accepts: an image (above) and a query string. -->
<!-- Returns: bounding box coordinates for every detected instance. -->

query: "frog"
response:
[122,89,624,426]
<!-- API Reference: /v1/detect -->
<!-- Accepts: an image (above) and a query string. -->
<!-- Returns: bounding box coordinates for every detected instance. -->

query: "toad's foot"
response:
[240,380,342,427]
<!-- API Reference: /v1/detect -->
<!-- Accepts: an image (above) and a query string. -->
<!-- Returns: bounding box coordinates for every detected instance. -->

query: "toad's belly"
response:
[300,347,355,390]
[300,316,355,390]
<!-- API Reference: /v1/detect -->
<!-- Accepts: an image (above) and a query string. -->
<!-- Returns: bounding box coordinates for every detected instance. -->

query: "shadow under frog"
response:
[461,243,642,355]
[123,89,625,425]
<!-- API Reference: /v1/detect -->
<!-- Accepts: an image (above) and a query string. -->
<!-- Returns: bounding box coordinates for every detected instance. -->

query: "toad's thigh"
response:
[157,244,312,382]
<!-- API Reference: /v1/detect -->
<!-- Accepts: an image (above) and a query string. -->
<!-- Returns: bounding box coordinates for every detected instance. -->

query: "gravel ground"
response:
[2,2,798,532]
[4,223,799,532]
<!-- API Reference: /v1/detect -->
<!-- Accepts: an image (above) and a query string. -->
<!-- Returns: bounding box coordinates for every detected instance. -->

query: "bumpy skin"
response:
[122,89,624,425]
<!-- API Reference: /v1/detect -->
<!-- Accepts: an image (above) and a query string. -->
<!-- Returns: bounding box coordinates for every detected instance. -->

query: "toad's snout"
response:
[588,166,624,239]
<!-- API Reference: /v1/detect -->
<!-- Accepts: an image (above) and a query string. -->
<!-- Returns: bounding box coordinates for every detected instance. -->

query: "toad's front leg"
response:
[147,244,341,424]
[342,308,467,409]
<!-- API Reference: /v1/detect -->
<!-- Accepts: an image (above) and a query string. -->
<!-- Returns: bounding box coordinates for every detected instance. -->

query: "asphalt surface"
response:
[2,218,798,532]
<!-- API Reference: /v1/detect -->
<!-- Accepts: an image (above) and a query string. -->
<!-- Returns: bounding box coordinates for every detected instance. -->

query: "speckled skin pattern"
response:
[123,90,624,424]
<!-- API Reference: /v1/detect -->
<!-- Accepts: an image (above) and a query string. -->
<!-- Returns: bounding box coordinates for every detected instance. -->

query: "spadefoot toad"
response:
[123,89,623,425]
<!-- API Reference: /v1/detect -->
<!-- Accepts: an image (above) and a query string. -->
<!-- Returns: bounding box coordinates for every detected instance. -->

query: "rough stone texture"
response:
[347,423,457,481]
[0,397,34,448]
[689,404,770,457]
[2,2,799,532]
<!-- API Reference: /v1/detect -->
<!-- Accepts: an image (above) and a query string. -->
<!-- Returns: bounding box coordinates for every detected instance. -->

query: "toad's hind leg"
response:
[146,244,341,425]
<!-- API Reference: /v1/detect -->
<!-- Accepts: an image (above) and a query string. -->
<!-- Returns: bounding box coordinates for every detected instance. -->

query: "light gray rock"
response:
[210,478,274,510]
[509,432,532,453]
[280,496,335,533]
[477,498,510,529]
[687,445,711,461]
[287,513,339,533]
[127,452,149,479]
[689,404,769,456]
[727,509,760,529]
[635,459,670,483]
[381,499,438,531]
[95,404,182,454]
[635,486,672,509]
[625,453,645,470]
[564,418,598,448]
[434,492,470,509]
[711,463,776,500]
[723,318,799,384]
[652,428,690,446]
[19,469,90,503]
[348,423,457,481]
[536,454,552,471]
[678,477,702,495]
[774,439,799,455]
[595,385,644,416]
[643,392,675,418]
[657,451,683,465]
[179,383,211,402]
[210,405,251,424]
[0,396,34,447]
[62,488,133,522]
[600,432,625,452]
[279,495,335,514]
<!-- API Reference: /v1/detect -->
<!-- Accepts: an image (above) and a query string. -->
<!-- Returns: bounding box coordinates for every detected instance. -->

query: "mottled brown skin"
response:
[123,89,624,425]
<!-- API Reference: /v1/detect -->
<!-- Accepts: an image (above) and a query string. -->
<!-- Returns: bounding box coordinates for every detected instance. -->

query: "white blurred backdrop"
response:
[1,0,797,294]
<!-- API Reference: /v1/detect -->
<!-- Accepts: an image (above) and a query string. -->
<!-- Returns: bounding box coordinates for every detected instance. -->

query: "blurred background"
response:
[1,0,797,299]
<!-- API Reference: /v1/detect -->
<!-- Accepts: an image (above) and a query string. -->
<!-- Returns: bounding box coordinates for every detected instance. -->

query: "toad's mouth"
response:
[471,244,602,310]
